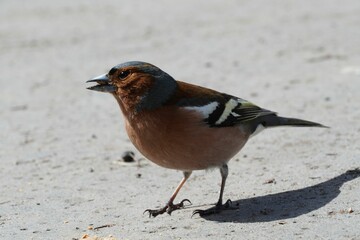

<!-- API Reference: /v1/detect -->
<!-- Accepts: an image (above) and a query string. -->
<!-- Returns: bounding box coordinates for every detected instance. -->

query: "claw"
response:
[223,199,232,207]
[143,198,191,218]
[143,207,166,218]
[143,209,151,217]
[191,209,202,218]
[179,199,192,206]
[192,208,220,217]
[192,199,235,217]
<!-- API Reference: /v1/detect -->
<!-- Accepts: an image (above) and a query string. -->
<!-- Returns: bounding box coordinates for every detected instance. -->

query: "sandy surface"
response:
[1,0,360,239]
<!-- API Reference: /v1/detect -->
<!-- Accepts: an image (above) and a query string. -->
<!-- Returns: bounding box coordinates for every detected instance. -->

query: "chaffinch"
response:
[87,61,327,217]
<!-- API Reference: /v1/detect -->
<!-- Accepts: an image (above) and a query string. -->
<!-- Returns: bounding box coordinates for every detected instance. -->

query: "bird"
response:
[87,61,327,217]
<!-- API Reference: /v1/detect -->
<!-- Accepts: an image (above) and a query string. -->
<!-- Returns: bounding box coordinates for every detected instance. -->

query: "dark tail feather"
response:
[261,115,329,128]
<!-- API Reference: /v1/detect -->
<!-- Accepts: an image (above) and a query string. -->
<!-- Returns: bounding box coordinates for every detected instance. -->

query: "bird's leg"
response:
[144,171,192,217]
[193,164,235,216]
[216,163,228,207]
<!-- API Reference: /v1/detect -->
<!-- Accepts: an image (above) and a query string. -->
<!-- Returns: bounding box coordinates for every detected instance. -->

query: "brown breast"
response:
[124,106,250,171]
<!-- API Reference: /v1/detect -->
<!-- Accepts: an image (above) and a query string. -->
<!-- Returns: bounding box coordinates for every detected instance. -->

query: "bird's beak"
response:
[86,74,116,93]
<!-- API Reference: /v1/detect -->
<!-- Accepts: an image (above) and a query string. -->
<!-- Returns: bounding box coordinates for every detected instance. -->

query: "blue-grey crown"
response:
[113,61,164,76]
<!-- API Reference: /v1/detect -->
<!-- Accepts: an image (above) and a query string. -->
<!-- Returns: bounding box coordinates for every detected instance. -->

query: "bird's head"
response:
[87,61,177,113]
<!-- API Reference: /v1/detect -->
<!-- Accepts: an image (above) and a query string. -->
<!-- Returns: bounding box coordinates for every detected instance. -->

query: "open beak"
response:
[86,74,116,93]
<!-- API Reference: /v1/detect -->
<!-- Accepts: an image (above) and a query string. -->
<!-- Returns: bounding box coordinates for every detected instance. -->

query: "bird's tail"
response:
[262,115,328,128]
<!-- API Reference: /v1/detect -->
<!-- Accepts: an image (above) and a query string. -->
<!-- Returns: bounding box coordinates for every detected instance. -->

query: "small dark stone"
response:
[122,151,135,162]
[11,105,28,111]
[205,62,212,68]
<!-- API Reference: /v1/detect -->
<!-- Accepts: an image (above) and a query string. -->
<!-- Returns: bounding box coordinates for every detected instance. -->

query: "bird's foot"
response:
[192,199,236,217]
[144,199,191,218]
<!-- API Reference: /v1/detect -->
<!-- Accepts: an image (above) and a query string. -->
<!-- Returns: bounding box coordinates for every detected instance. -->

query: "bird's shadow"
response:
[197,168,360,222]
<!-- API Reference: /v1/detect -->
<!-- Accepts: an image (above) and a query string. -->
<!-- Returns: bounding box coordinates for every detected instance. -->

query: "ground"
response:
[1,0,360,239]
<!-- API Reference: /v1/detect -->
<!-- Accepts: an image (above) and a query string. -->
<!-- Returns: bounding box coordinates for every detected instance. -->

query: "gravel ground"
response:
[1,0,359,239]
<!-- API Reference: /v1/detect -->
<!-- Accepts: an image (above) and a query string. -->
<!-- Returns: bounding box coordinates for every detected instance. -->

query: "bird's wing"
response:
[172,81,276,127]
[231,99,275,122]
[203,96,276,127]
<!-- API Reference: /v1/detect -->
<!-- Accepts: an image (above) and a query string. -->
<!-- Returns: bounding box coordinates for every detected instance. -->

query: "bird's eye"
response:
[118,70,131,79]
